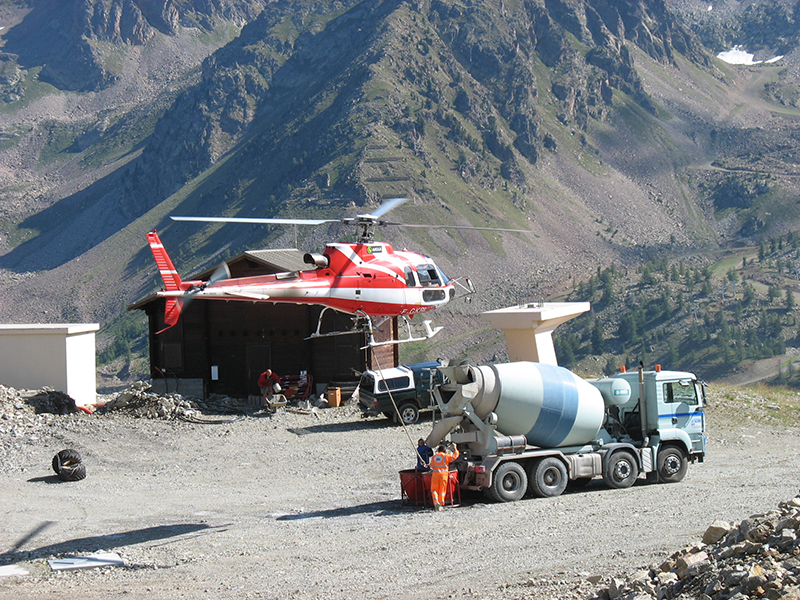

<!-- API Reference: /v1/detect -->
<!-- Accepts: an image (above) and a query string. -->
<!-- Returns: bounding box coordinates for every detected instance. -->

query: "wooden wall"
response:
[144,298,396,398]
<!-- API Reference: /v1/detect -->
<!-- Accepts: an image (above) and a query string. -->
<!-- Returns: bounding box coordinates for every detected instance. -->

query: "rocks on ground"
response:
[588,493,800,600]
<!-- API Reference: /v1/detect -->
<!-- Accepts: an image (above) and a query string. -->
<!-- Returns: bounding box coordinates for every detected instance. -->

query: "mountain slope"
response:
[1,0,800,377]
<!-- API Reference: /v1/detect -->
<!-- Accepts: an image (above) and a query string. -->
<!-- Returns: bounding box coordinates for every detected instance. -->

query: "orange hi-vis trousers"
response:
[429,447,458,507]
[431,470,449,507]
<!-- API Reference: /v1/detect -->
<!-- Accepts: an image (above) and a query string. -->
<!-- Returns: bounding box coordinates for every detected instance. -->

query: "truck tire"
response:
[394,403,419,425]
[488,462,527,503]
[527,457,568,498]
[657,444,688,483]
[602,450,638,489]
[52,449,82,474]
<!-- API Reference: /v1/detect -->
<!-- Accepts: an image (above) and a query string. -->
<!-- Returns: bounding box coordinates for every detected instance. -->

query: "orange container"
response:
[327,387,341,407]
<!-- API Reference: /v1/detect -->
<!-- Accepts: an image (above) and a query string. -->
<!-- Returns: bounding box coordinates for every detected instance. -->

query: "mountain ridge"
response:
[1,0,799,378]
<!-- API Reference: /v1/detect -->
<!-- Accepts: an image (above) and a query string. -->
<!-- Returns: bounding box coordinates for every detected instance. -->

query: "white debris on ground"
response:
[98,381,203,420]
[0,384,74,438]
[97,381,326,420]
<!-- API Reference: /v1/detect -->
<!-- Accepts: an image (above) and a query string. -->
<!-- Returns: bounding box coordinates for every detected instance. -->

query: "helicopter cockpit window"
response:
[404,267,416,287]
[416,265,441,287]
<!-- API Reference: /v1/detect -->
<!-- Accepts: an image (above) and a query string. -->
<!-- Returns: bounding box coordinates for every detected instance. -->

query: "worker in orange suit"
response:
[429,443,459,511]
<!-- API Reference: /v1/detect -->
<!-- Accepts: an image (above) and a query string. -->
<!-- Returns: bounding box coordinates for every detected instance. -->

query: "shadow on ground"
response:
[1,522,227,564]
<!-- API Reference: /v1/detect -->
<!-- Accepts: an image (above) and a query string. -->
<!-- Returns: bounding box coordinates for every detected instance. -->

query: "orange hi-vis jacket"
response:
[430,447,459,472]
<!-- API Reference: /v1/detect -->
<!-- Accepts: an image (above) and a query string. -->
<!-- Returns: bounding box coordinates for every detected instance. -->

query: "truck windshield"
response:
[662,381,698,405]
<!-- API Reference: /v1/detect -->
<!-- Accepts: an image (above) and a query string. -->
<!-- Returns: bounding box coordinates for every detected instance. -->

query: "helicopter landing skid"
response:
[304,307,370,340]
[304,308,443,347]
[361,315,443,349]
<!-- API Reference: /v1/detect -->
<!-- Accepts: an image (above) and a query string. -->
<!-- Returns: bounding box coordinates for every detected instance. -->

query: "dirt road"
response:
[1,395,799,600]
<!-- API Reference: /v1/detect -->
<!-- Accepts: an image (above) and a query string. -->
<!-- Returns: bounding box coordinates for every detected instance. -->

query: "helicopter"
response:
[147,197,525,345]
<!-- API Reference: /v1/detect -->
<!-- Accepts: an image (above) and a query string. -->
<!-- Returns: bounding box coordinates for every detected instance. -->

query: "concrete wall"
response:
[0,324,99,407]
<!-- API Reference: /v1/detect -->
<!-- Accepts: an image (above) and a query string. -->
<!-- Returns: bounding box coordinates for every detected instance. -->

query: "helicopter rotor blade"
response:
[171,216,337,226]
[384,222,528,233]
[364,197,408,220]
[207,262,231,286]
[181,261,232,314]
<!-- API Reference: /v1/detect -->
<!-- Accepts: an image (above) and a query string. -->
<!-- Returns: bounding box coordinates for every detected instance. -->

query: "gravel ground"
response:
[1,385,799,600]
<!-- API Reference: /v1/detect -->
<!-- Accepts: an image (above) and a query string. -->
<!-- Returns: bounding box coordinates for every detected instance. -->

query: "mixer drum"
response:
[486,362,606,448]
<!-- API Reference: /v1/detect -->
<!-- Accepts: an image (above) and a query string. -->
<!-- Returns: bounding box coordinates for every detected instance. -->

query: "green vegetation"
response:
[555,231,800,385]
[0,67,62,115]
[0,124,31,151]
[707,384,800,429]
[0,218,40,248]
[37,120,84,165]
[97,308,149,366]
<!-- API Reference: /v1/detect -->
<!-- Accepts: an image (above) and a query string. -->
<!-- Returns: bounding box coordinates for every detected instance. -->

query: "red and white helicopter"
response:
[147,197,524,345]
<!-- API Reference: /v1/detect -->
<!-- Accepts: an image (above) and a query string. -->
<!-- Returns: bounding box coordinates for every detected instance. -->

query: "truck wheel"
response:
[527,457,567,498]
[394,403,419,425]
[488,462,527,503]
[657,445,688,483]
[602,451,638,489]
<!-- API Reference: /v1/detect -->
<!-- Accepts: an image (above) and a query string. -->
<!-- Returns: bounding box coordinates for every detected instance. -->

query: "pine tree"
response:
[591,320,604,354]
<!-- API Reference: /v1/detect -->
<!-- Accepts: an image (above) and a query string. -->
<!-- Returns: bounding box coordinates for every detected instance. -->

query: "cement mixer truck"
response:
[426,360,706,502]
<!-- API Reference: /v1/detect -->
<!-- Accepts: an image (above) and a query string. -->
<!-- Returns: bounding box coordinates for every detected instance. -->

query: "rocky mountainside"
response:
[0,0,800,376]
[0,0,266,93]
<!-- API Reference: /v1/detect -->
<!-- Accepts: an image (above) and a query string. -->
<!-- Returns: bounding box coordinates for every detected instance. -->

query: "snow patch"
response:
[717,46,783,65]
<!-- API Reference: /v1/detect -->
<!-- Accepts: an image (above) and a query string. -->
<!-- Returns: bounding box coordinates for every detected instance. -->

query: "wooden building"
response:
[129,248,398,399]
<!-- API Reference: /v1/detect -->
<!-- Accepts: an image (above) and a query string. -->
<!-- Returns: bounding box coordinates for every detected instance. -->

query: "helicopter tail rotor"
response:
[148,230,232,333]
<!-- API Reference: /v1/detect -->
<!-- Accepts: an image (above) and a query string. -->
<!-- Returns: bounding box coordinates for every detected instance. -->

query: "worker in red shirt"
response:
[429,442,459,511]
[258,369,281,407]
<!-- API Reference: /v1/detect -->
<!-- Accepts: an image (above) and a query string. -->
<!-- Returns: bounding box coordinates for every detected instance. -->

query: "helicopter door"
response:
[357,268,380,309]
[403,267,420,308]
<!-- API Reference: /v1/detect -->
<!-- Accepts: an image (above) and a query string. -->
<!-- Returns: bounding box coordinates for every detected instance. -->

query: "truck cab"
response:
[610,368,706,479]
[358,361,443,425]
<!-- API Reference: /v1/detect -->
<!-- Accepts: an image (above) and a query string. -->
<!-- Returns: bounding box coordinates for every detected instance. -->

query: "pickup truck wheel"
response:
[657,445,688,483]
[602,450,638,489]
[394,403,419,425]
[527,457,567,498]
[488,462,527,503]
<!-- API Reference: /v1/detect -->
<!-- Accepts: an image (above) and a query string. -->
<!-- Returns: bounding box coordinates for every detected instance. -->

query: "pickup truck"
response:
[357,361,443,425]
